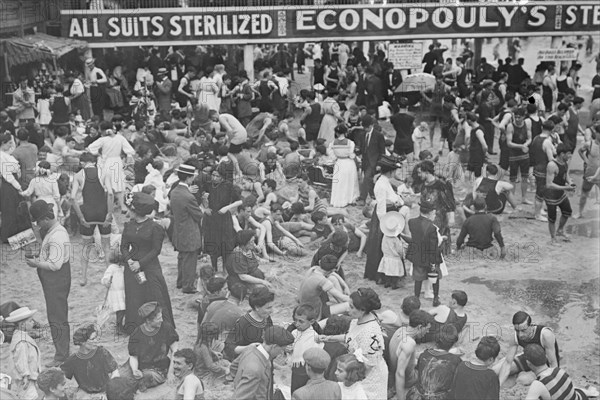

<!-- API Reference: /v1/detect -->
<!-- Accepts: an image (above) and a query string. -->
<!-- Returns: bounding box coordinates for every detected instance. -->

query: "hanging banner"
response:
[536,48,578,61]
[61,1,600,47]
[388,43,423,70]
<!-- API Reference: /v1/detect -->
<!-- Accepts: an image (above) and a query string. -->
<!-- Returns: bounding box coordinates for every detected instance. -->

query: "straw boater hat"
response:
[157,67,168,76]
[175,164,196,176]
[380,211,405,237]
[5,307,37,323]
[85,58,95,67]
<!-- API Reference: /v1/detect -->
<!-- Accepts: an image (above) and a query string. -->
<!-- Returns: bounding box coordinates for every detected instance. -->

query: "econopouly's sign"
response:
[61,1,600,47]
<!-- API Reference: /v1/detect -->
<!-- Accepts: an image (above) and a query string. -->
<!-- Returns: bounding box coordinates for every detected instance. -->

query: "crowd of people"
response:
[0,38,599,400]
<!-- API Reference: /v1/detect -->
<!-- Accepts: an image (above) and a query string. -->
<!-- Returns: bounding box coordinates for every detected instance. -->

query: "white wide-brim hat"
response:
[380,211,405,237]
[5,307,37,323]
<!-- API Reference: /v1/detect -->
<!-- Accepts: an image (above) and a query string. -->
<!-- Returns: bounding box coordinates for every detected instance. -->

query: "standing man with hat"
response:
[155,68,172,117]
[6,307,41,400]
[404,200,444,307]
[170,163,203,294]
[231,325,294,400]
[84,58,108,118]
[292,348,341,400]
[12,76,36,126]
[26,199,71,367]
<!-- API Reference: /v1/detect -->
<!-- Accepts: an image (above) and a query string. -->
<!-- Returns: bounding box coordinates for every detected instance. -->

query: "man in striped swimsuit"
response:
[524,344,589,400]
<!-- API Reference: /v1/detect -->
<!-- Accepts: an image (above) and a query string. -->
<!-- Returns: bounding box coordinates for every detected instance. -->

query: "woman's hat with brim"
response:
[380,211,405,237]
[85,58,96,67]
[5,307,37,323]
[174,164,196,176]
[128,192,156,216]
[377,155,402,172]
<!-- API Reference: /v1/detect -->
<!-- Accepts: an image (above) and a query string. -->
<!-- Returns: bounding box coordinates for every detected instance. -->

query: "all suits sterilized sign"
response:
[61,1,600,47]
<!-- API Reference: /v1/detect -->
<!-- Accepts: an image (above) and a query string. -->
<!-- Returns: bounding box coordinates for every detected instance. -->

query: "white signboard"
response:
[536,48,577,62]
[388,43,423,71]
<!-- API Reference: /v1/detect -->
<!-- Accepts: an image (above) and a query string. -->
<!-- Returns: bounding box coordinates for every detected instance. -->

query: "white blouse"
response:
[373,175,403,218]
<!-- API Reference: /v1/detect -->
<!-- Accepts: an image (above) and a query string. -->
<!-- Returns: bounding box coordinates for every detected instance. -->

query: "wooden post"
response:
[473,38,483,69]
[17,0,24,37]
[244,44,254,83]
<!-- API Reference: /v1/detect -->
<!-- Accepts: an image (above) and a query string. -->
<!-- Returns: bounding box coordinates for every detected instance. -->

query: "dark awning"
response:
[3,33,88,68]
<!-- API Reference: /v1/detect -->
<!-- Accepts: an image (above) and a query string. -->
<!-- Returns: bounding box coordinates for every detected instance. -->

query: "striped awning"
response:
[3,33,88,68]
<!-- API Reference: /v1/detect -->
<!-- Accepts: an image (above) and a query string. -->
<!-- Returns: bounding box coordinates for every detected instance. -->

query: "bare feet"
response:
[556,231,571,242]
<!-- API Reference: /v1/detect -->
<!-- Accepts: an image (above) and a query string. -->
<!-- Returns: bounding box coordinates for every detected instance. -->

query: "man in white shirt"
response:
[26,200,72,367]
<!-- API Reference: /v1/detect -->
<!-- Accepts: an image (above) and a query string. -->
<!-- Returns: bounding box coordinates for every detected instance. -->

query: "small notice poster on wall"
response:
[388,43,423,71]
[536,48,577,61]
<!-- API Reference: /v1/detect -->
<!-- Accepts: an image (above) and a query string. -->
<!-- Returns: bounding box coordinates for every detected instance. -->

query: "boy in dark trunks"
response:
[544,143,575,243]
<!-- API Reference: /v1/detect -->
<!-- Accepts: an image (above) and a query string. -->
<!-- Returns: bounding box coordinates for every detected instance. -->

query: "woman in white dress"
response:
[198,68,220,111]
[87,127,135,212]
[318,89,343,146]
[329,125,359,207]
[318,288,388,400]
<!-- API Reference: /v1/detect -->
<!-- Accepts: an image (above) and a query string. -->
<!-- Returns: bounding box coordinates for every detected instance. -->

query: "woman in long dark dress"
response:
[120,192,174,334]
[203,163,243,271]
[364,155,404,282]
[0,134,30,243]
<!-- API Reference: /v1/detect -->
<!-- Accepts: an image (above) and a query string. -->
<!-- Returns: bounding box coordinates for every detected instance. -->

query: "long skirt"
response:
[90,86,106,117]
[0,176,30,243]
[364,212,383,281]
[203,211,236,259]
[123,264,175,335]
[71,94,91,121]
[330,158,359,208]
[99,156,126,193]
[318,114,338,146]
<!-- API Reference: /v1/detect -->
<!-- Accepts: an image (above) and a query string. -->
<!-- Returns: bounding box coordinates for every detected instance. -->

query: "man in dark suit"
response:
[170,164,204,294]
[358,115,386,206]
[154,68,172,118]
[404,201,443,306]
[365,66,383,113]
[355,62,367,107]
